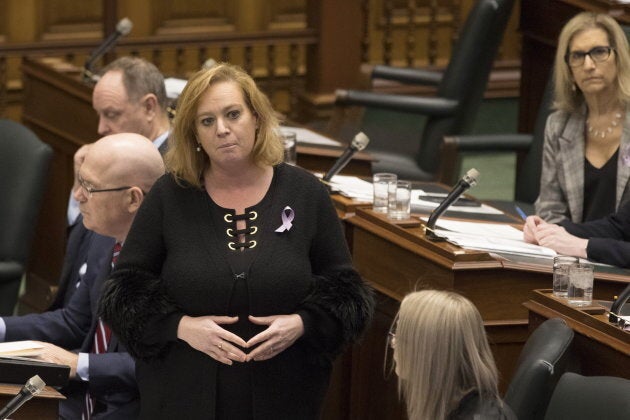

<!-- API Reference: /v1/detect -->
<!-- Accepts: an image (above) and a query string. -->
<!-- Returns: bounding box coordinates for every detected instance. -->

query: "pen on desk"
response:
[514,205,527,221]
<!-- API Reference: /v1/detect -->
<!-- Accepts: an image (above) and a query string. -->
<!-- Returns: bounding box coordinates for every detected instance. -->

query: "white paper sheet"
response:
[412,191,503,215]
[422,218,558,258]
[164,77,188,99]
[280,126,342,147]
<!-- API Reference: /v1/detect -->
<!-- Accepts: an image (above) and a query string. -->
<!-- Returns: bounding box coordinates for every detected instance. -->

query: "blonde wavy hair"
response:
[554,12,630,112]
[393,290,500,420]
[165,62,284,187]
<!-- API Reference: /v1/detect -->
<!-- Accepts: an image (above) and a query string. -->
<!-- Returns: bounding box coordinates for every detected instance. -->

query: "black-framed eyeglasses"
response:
[78,175,132,198]
[565,46,615,67]
[383,314,398,380]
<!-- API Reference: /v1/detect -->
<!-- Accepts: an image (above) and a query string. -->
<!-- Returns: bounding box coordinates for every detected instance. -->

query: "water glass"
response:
[567,263,594,306]
[388,180,412,220]
[552,256,579,297]
[281,130,297,165]
[372,173,397,213]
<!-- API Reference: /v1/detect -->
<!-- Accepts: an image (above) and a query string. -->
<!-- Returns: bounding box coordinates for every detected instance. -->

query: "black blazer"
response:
[4,248,138,419]
[51,215,115,310]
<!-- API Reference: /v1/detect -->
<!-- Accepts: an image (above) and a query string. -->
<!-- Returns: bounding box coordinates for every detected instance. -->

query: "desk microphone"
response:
[425,168,480,240]
[609,282,630,325]
[0,375,46,420]
[83,17,133,81]
[322,132,370,182]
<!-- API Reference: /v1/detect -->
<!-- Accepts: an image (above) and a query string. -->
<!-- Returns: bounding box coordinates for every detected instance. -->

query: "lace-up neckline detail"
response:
[224,210,258,251]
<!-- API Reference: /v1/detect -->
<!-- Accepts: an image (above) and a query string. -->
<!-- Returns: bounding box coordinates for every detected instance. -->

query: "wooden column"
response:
[299,0,363,122]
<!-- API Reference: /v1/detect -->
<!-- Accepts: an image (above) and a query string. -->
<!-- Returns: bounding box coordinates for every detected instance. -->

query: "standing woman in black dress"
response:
[100,62,373,419]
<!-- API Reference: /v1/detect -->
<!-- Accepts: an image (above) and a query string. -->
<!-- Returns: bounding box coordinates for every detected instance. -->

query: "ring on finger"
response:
[217,341,223,350]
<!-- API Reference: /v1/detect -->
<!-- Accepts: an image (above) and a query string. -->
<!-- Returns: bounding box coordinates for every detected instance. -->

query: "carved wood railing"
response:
[0,0,521,124]
[0,29,318,120]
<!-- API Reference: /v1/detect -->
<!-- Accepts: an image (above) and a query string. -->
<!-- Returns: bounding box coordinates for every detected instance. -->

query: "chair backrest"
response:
[514,71,555,204]
[0,119,52,263]
[503,318,575,420]
[417,0,515,175]
[544,372,630,420]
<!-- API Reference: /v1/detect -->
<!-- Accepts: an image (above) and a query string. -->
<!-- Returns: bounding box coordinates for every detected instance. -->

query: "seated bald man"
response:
[0,133,165,419]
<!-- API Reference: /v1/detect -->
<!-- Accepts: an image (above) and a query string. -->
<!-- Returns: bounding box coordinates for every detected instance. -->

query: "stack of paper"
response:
[424,218,557,258]
[320,174,373,201]
[0,340,44,358]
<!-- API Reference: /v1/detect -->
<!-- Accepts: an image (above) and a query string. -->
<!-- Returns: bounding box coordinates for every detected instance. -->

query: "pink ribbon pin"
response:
[275,206,295,232]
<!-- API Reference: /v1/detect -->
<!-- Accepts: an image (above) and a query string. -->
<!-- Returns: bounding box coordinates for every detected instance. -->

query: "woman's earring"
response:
[572,83,577,92]
[196,143,201,152]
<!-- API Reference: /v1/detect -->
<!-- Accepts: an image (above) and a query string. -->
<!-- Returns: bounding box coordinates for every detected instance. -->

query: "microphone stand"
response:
[425,168,479,241]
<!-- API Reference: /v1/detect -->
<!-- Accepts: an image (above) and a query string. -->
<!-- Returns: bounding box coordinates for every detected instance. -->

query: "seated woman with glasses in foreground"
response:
[388,290,516,420]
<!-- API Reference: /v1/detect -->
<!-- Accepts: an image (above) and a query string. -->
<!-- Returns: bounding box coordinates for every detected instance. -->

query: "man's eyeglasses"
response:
[565,46,615,67]
[78,175,132,198]
[383,314,398,379]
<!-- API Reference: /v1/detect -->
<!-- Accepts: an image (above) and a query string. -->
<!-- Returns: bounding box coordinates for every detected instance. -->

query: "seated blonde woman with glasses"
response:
[387,290,516,420]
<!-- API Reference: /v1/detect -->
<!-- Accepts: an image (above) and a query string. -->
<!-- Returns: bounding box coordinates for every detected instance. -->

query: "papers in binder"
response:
[424,218,557,258]
[0,341,44,358]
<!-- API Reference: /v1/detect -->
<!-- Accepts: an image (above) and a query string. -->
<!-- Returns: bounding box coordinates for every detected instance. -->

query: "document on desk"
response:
[319,174,373,201]
[0,340,44,358]
[413,192,503,215]
[423,218,557,258]
[279,126,342,147]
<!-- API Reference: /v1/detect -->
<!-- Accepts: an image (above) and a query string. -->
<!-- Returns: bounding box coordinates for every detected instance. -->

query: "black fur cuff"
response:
[99,268,179,360]
[301,269,374,344]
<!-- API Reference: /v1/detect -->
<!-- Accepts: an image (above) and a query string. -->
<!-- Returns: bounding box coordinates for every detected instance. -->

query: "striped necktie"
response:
[83,242,121,419]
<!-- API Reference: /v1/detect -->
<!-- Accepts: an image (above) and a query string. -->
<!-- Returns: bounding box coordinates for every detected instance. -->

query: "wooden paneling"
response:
[40,0,102,41]
[1,0,522,123]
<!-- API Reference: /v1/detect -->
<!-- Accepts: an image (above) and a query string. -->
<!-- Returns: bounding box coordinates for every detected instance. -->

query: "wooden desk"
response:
[525,289,629,379]
[19,57,372,313]
[338,208,630,420]
[0,384,64,419]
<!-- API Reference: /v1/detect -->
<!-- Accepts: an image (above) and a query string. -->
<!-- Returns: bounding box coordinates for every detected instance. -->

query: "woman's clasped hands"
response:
[177,313,304,365]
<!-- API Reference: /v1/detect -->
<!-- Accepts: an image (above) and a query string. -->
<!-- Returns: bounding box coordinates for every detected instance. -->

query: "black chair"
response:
[544,372,630,420]
[438,71,555,216]
[0,119,52,315]
[503,318,575,420]
[330,0,516,181]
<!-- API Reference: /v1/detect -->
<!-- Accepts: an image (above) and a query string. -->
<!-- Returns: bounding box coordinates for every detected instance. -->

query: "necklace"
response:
[587,111,623,139]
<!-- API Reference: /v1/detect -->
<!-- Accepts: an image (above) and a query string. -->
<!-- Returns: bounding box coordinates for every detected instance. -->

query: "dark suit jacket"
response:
[560,199,630,268]
[4,250,138,419]
[51,215,115,310]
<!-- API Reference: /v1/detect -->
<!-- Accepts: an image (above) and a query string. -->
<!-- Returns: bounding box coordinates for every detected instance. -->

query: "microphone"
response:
[0,375,46,420]
[83,17,133,81]
[609,282,630,325]
[425,168,480,240]
[322,132,370,182]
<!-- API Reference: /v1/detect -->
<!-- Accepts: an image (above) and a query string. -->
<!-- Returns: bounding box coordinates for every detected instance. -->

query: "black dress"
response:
[101,164,374,419]
[211,196,267,419]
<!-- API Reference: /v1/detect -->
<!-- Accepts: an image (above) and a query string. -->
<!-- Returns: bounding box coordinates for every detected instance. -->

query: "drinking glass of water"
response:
[567,263,594,306]
[372,173,397,213]
[552,256,579,297]
[388,180,412,220]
